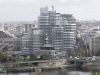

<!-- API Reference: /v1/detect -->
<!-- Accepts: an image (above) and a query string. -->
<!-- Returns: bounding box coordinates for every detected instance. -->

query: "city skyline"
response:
[0,0,100,22]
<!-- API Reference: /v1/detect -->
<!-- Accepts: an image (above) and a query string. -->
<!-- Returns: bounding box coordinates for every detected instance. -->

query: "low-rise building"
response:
[0,29,20,55]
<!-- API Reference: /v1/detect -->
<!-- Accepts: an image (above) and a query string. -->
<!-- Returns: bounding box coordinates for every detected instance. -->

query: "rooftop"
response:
[0,29,17,38]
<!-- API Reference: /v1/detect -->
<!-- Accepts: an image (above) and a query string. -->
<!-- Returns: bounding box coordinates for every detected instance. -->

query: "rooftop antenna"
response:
[52,5,54,11]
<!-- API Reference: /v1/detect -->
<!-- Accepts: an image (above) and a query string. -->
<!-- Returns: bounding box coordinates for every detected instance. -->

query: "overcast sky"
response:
[0,0,100,22]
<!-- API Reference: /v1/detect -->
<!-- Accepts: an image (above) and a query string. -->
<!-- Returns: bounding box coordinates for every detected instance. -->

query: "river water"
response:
[0,69,100,75]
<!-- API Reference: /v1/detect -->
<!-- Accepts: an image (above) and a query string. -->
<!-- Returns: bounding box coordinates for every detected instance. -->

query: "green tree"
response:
[0,52,7,63]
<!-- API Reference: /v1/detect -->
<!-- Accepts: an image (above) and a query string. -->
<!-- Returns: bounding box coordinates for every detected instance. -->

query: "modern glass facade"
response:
[61,14,76,55]
[21,33,33,54]
[38,7,56,46]
[38,7,76,55]
[32,28,41,51]
[21,24,33,54]
[52,26,64,50]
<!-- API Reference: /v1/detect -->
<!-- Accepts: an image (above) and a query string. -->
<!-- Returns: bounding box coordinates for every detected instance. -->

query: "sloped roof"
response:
[0,29,17,38]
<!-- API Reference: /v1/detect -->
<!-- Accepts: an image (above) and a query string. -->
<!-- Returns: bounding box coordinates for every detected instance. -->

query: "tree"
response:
[0,52,7,63]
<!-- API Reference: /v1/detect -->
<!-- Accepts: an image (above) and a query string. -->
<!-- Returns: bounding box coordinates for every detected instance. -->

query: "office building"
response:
[38,7,76,55]
[61,14,76,54]
[52,26,64,50]
[38,7,56,46]
[32,28,41,51]
[21,24,33,55]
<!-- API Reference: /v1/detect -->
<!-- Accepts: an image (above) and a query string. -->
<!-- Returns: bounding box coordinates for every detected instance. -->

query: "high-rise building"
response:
[52,26,64,50]
[61,14,76,54]
[38,7,76,55]
[21,24,33,55]
[38,7,56,46]
[32,28,41,51]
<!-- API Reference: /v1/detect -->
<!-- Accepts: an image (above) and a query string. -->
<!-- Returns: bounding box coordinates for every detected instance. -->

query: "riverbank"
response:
[0,59,66,73]
[0,68,94,75]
